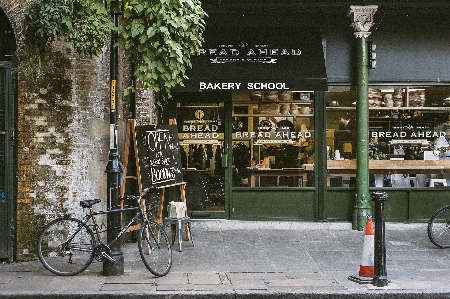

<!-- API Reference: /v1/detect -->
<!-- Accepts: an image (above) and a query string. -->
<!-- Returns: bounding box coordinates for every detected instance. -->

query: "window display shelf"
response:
[234,100,313,105]
[232,113,313,117]
[327,160,450,174]
[326,106,450,111]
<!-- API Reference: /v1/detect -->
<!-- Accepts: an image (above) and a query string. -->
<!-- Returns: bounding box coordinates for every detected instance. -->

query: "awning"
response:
[178,26,327,91]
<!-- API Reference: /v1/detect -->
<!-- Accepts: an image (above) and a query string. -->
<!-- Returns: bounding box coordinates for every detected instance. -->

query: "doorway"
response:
[0,7,16,259]
[0,62,15,259]
[172,92,231,219]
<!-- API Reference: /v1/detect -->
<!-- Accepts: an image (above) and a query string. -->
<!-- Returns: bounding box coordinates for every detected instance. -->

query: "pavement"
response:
[1,220,450,298]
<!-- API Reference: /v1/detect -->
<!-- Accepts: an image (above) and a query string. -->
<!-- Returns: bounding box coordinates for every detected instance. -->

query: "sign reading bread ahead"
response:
[136,125,183,189]
[179,27,327,91]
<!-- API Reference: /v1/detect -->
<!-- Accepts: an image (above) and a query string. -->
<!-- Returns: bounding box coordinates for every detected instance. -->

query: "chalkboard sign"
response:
[159,124,184,184]
[135,125,183,189]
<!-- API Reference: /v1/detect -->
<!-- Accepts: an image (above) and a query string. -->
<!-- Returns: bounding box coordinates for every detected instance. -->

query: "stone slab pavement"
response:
[1,220,450,298]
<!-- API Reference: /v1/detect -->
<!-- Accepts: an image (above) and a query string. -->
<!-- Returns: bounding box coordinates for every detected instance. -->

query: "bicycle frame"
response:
[80,196,151,250]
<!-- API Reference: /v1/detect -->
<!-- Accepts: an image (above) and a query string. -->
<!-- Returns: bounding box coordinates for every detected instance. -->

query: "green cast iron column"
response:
[349,5,378,230]
[353,36,371,230]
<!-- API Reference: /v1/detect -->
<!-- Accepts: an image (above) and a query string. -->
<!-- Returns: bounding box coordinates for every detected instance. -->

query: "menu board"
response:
[135,125,183,189]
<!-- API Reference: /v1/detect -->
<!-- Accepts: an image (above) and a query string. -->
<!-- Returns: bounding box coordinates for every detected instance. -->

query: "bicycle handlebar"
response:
[123,195,141,201]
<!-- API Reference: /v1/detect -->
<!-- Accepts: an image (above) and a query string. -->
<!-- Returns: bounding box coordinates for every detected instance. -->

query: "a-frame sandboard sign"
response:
[120,119,190,239]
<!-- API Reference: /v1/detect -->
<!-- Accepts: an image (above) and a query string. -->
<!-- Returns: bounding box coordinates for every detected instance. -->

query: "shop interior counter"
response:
[246,168,313,187]
[327,160,450,174]
[327,160,450,187]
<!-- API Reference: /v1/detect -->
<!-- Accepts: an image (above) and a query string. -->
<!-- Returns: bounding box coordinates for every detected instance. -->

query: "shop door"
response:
[0,62,14,259]
[174,92,230,218]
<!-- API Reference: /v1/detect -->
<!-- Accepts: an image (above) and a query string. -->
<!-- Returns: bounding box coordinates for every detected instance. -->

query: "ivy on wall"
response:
[19,0,207,105]
[118,0,206,105]
[18,0,111,84]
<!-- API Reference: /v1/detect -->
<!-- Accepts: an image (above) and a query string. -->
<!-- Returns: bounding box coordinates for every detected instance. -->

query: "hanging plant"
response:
[118,0,207,106]
[18,0,112,82]
[22,0,74,49]
[67,0,112,56]
[20,0,207,107]
[14,47,52,86]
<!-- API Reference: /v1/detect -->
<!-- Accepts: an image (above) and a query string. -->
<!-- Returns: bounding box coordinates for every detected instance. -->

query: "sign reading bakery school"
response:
[178,26,327,91]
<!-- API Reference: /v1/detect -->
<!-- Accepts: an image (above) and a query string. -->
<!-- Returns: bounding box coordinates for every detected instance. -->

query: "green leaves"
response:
[23,0,112,56]
[22,0,207,108]
[21,0,112,83]
[118,0,206,105]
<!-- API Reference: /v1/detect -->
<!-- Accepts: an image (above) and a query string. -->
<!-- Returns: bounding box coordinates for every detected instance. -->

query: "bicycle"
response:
[427,204,450,248]
[37,190,172,276]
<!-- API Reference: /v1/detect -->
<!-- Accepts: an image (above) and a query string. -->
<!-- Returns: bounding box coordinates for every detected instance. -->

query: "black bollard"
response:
[371,191,388,287]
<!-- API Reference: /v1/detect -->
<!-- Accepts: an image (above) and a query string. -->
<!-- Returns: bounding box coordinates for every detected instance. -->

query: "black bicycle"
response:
[427,204,450,248]
[37,191,172,276]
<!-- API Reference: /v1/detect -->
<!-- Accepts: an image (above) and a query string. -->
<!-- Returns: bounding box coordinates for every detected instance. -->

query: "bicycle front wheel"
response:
[428,205,450,248]
[138,221,172,277]
[37,218,95,275]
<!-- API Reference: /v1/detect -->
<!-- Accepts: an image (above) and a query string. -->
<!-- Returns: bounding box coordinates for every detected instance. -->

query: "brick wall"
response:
[0,0,157,260]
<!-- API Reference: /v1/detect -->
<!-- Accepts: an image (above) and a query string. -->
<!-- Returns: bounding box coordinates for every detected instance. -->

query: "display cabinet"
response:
[326,86,450,188]
[231,91,316,187]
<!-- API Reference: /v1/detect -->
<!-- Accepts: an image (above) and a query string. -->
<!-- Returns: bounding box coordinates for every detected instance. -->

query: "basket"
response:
[258,103,280,114]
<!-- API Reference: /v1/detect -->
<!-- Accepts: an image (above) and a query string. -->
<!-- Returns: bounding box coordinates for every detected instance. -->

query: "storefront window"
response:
[232,90,315,187]
[326,85,450,188]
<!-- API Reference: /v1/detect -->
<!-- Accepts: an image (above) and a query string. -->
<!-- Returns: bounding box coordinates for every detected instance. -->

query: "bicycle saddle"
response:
[80,199,101,208]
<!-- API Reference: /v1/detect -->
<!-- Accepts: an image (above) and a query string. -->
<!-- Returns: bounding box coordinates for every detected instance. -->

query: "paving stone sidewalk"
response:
[1,220,450,298]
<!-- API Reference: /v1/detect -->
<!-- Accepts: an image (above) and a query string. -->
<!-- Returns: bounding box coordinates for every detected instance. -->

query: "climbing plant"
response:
[118,0,206,105]
[20,0,207,106]
[18,0,111,84]
[22,0,111,55]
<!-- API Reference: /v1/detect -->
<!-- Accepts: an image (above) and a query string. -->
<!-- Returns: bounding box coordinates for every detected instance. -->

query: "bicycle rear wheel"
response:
[428,205,450,248]
[37,218,95,275]
[138,221,172,277]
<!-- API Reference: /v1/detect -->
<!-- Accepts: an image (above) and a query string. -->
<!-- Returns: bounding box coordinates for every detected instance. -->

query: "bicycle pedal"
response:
[101,252,116,262]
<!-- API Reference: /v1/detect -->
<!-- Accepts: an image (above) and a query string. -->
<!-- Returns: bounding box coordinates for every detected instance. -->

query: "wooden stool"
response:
[163,217,194,252]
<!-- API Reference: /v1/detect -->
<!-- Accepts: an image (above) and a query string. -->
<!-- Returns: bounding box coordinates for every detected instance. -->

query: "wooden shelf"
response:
[232,114,314,117]
[326,106,450,111]
[327,160,450,174]
[233,100,313,105]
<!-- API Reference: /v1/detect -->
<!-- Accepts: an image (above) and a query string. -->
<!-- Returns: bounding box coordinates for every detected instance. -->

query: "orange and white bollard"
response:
[359,217,374,278]
[349,217,374,283]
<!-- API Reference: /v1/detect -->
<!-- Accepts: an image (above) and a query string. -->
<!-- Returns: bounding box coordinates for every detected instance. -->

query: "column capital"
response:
[348,5,378,38]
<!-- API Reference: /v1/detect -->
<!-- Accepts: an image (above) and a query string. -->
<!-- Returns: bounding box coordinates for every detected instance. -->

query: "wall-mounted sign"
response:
[178,27,327,91]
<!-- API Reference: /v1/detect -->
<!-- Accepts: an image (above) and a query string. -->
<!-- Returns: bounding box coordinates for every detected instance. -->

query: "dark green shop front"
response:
[168,4,450,223]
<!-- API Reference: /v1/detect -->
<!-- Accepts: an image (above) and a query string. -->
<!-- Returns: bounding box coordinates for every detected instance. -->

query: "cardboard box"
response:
[168,201,186,218]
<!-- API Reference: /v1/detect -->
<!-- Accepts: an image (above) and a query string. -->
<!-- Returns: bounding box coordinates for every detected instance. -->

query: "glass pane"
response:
[232,91,315,187]
[176,102,225,212]
[326,85,450,188]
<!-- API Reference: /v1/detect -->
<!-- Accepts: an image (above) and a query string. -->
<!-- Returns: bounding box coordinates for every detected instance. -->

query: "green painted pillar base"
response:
[352,207,372,231]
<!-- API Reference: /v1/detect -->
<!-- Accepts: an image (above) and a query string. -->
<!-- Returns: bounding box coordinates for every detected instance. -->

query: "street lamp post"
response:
[103,1,124,276]
[349,5,378,230]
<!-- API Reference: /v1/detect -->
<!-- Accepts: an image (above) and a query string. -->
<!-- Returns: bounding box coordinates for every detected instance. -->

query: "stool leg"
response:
[187,221,194,247]
[170,223,176,245]
[177,219,183,252]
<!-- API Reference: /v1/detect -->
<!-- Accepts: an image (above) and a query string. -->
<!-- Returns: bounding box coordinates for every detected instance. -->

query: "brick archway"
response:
[0,0,25,50]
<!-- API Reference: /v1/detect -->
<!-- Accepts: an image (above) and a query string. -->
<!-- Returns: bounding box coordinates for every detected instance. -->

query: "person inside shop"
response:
[434,127,450,186]
[368,135,387,187]
[435,128,450,159]
[368,136,379,160]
